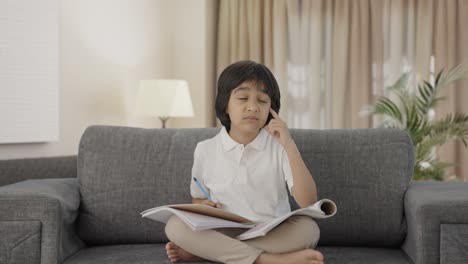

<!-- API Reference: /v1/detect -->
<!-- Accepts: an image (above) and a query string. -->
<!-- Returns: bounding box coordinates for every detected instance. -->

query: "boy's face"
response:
[226,81,271,134]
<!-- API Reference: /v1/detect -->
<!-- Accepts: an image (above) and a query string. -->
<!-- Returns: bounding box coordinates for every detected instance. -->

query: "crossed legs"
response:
[165,215,323,264]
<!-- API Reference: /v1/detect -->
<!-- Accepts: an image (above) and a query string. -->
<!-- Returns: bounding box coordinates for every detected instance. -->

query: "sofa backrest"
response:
[0,156,77,187]
[77,125,414,246]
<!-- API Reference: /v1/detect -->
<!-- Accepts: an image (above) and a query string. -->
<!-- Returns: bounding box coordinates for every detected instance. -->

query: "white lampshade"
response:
[135,79,194,118]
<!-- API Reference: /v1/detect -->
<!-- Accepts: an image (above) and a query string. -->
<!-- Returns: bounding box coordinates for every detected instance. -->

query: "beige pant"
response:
[165,215,320,264]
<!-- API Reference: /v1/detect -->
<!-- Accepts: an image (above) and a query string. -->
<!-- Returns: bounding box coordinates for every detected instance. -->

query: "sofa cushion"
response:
[62,244,413,264]
[77,126,413,246]
[288,129,414,246]
[318,247,413,264]
[63,244,211,264]
[77,126,219,244]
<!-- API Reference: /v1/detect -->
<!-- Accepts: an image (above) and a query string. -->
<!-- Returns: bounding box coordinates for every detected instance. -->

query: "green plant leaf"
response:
[365,63,468,180]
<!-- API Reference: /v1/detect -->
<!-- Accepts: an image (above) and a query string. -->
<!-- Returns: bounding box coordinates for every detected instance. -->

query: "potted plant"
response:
[363,64,468,180]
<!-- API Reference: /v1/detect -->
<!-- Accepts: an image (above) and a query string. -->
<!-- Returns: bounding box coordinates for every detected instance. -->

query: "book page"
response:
[176,210,256,231]
[141,206,256,231]
[236,199,337,240]
[168,204,254,224]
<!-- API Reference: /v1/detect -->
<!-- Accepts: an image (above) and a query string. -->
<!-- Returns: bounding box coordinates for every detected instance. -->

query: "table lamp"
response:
[135,79,194,128]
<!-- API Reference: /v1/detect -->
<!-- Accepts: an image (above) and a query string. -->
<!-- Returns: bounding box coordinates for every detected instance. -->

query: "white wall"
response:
[0,0,217,159]
[0,0,60,144]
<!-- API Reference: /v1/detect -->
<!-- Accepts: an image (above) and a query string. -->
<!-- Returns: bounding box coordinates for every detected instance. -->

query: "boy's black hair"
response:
[215,60,281,131]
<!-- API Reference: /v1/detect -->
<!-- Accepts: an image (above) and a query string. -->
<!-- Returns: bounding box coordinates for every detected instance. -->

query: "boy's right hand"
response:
[201,199,223,209]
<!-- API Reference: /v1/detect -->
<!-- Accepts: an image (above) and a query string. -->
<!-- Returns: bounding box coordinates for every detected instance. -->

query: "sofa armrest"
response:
[0,178,84,264]
[403,181,468,264]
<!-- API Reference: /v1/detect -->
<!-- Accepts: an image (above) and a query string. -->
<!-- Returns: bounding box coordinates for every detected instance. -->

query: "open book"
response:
[141,198,337,241]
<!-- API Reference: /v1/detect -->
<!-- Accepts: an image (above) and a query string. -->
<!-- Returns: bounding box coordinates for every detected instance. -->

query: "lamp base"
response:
[159,116,169,128]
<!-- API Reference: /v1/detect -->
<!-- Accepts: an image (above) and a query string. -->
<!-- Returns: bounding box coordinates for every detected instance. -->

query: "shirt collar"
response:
[220,126,268,152]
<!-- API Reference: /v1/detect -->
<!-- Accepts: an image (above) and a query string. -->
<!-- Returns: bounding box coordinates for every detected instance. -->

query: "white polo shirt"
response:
[190,126,294,223]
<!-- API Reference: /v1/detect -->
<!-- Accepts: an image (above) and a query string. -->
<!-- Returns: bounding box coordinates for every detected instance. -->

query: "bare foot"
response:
[165,241,204,263]
[255,249,324,264]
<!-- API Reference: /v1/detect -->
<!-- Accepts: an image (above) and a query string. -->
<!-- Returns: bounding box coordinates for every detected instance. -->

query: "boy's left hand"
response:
[265,108,294,148]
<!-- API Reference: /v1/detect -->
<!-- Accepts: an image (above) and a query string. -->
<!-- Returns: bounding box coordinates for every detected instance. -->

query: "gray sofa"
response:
[1,125,467,264]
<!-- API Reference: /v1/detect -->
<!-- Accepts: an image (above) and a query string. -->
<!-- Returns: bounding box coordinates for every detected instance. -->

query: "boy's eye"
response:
[237,97,268,103]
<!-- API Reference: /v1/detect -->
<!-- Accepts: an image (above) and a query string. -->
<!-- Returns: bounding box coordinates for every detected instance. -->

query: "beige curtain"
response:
[287,0,373,129]
[287,0,451,129]
[432,0,468,181]
[216,0,289,120]
[287,0,468,180]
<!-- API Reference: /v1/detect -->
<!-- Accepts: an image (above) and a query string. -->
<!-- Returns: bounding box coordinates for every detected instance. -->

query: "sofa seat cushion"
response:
[63,244,413,264]
[319,247,413,264]
[63,244,211,264]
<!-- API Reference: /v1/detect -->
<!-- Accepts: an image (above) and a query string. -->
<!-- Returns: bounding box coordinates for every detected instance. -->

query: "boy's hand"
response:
[265,108,294,148]
[201,199,223,209]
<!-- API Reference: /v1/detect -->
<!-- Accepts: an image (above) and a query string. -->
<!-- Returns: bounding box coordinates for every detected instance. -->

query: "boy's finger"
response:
[215,203,223,208]
[269,108,281,120]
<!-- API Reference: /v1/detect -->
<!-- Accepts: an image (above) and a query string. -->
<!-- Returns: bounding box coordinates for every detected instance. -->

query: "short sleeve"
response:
[282,149,294,194]
[190,143,210,199]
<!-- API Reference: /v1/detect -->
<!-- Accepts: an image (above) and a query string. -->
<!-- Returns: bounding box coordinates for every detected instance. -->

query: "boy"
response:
[165,60,323,264]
